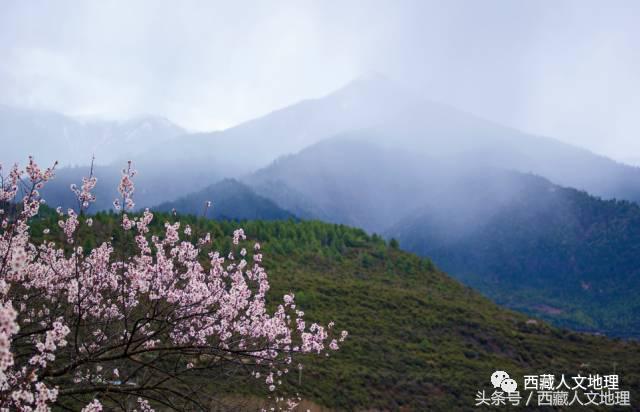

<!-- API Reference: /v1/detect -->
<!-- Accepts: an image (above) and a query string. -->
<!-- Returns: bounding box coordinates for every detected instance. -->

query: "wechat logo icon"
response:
[491,370,518,393]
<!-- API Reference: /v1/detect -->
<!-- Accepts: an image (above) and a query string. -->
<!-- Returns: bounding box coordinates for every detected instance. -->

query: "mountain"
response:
[132,74,420,176]
[30,214,640,410]
[246,136,640,336]
[13,77,640,337]
[27,75,640,212]
[154,178,295,221]
[247,135,432,232]
[0,104,185,167]
[139,75,640,203]
[387,174,640,337]
[247,135,515,233]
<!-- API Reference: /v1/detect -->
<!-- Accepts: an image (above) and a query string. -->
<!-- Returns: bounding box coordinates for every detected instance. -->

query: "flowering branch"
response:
[0,158,345,411]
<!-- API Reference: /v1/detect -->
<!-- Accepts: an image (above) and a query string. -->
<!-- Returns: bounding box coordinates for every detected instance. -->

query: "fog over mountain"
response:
[141,76,640,205]
[12,71,636,339]
[243,134,640,336]
[21,75,640,215]
[3,1,640,163]
[0,104,185,167]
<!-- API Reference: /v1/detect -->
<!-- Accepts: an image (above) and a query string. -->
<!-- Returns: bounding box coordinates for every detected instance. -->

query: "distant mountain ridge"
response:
[19,75,640,211]
[0,104,185,167]
[140,75,640,203]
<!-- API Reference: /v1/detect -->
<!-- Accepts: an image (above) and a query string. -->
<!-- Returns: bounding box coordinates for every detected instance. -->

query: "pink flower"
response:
[0,158,345,411]
[81,399,103,412]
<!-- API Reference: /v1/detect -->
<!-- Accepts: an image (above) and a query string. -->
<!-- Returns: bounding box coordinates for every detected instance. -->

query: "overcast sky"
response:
[1,1,639,162]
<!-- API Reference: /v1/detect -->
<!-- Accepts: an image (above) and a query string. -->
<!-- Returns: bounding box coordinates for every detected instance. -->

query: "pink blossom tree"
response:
[0,158,345,411]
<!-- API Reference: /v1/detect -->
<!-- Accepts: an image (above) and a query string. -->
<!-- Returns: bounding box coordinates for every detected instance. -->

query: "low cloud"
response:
[1,0,638,160]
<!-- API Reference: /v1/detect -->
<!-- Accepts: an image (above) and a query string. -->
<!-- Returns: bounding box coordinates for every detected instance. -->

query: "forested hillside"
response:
[249,137,640,337]
[30,211,640,410]
[389,175,640,337]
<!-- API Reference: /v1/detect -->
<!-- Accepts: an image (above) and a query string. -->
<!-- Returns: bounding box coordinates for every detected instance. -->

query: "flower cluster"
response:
[0,158,345,411]
[70,176,97,210]
[113,161,136,211]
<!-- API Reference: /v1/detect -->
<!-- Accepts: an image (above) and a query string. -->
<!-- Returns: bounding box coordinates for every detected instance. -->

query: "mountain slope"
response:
[31,214,640,410]
[154,178,295,221]
[143,75,640,203]
[248,135,436,232]
[133,74,423,176]
[387,176,640,337]
[247,137,640,336]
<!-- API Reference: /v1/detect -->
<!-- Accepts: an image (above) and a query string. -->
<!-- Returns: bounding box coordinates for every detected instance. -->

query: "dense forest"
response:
[30,209,640,410]
[390,176,640,338]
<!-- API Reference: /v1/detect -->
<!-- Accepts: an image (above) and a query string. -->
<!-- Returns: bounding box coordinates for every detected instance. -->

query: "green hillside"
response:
[249,137,640,338]
[30,211,640,410]
[155,178,295,221]
[388,175,640,338]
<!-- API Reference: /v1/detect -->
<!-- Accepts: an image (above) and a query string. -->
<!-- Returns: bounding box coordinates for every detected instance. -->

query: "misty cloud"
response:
[1,0,639,160]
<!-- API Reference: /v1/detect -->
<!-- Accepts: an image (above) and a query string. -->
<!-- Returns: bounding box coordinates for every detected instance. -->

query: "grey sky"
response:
[1,0,639,161]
